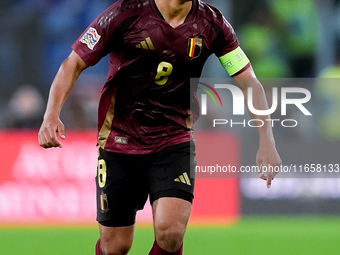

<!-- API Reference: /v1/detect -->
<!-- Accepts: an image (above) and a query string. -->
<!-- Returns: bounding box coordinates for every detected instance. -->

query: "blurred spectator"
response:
[4,85,45,129]
[61,74,105,129]
[41,0,113,79]
[315,50,340,138]
[268,0,319,77]
[240,6,290,78]
[318,52,340,78]
[0,0,20,9]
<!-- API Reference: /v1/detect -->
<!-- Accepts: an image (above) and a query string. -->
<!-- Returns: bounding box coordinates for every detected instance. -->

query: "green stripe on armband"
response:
[219,46,250,76]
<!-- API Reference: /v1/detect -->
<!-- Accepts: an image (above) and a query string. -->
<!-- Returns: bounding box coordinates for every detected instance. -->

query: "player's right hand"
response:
[38,117,66,149]
[256,139,282,189]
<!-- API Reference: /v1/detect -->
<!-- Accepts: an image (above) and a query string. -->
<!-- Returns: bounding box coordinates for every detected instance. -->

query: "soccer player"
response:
[38,0,282,254]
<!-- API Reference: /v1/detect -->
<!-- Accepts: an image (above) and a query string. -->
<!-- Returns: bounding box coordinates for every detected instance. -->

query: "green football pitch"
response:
[1,216,339,255]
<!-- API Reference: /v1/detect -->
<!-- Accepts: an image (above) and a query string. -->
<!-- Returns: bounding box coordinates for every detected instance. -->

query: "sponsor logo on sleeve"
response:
[80,27,101,50]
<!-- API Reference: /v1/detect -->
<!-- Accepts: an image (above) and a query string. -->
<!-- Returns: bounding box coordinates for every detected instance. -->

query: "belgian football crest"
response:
[187,38,202,59]
[100,193,109,213]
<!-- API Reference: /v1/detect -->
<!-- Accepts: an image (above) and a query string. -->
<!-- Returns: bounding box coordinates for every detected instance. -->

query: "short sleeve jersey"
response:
[72,0,249,154]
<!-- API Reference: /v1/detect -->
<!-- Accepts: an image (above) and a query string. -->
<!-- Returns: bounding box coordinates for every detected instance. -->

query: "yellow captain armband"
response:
[219,46,250,76]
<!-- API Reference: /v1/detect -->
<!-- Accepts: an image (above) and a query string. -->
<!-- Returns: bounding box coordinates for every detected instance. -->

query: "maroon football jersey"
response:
[72,0,241,154]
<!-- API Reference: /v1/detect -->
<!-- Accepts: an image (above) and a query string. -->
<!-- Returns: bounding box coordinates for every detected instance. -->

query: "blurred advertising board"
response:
[240,137,340,215]
[0,131,240,225]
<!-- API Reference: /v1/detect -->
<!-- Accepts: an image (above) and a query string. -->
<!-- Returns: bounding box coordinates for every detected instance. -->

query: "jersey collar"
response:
[150,0,198,26]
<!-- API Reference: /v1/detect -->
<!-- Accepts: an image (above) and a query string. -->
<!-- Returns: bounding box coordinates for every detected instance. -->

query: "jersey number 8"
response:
[155,62,173,85]
[97,159,107,188]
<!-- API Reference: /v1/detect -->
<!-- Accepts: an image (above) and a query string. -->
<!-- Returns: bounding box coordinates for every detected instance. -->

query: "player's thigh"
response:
[149,141,196,239]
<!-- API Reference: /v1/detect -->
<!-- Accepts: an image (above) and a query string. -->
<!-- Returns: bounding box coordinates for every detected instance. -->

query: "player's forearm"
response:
[242,81,275,145]
[44,53,87,119]
[233,67,275,145]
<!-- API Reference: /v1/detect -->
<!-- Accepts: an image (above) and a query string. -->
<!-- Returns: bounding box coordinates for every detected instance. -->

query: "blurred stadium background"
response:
[1,0,340,254]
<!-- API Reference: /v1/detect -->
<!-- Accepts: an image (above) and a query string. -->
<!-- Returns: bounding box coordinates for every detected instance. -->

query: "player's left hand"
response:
[256,140,282,189]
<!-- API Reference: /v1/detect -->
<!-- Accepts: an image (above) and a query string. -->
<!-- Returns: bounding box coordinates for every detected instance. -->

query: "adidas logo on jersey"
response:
[174,172,191,186]
[136,37,155,50]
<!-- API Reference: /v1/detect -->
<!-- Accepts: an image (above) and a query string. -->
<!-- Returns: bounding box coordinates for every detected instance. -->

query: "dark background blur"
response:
[1,0,340,129]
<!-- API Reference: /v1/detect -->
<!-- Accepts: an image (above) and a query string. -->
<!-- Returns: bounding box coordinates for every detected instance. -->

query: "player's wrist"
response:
[259,135,276,148]
[43,111,61,121]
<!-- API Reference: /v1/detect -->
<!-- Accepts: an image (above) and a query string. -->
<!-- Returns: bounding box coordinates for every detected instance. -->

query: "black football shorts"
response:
[95,141,196,227]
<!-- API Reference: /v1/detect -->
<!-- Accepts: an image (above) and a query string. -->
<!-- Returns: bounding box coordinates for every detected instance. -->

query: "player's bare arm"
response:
[38,50,88,149]
[233,66,282,188]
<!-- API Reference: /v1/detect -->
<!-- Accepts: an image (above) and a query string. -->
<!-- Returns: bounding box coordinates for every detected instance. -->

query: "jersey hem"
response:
[102,132,192,155]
